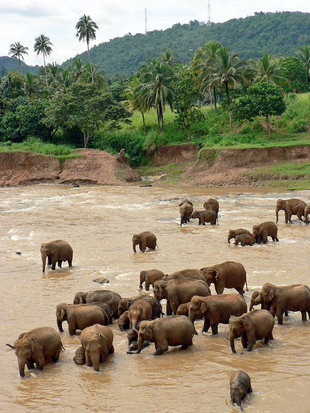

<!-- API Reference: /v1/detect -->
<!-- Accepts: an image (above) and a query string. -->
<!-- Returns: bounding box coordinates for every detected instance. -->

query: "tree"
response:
[232,82,286,137]
[34,34,53,87]
[75,15,98,83]
[297,45,310,85]
[249,54,286,85]
[123,77,148,132]
[8,42,29,74]
[278,57,308,93]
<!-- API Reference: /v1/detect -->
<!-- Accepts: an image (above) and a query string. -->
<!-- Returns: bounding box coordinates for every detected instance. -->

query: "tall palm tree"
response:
[297,46,310,85]
[9,42,29,74]
[123,77,148,132]
[249,54,285,85]
[75,15,98,83]
[34,34,53,87]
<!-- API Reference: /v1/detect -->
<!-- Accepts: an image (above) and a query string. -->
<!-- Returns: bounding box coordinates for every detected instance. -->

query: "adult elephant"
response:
[80,324,114,371]
[189,294,247,334]
[139,269,165,290]
[154,277,210,315]
[118,295,162,320]
[163,269,207,282]
[132,231,157,253]
[179,199,193,226]
[129,315,195,355]
[275,198,307,224]
[229,309,274,353]
[56,303,108,335]
[200,261,248,295]
[259,283,310,324]
[203,198,219,223]
[40,240,73,273]
[128,299,153,331]
[73,290,121,318]
[9,327,62,377]
[252,222,279,244]
[227,229,252,244]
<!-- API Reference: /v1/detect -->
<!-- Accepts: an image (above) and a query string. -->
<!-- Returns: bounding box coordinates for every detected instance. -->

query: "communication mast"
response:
[207,0,211,25]
[145,8,148,34]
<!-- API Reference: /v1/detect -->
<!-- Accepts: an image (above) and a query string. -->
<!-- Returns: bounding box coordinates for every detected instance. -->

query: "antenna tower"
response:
[207,0,211,25]
[145,8,148,34]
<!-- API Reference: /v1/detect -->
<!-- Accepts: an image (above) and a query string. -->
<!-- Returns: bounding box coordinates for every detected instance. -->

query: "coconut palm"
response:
[123,77,148,132]
[75,15,98,83]
[297,46,310,85]
[34,34,53,87]
[249,54,285,85]
[8,42,29,74]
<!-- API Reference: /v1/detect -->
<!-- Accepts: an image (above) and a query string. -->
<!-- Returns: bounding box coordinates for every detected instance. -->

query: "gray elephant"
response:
[118,295,162,320]
[276,198,307,223]
[56,303,108,335]
[9,327,62,377]
[129,315,195,355]
[252,221,279,244]
[128,299,153,331]
[163,269,206,282]
[127,322,151,352]
[200,261,248,295]
[230,370,252,411]
[229,309,274,353]
[227,228,252,244]
[80,324,114,371]
[118,310,130,331]
[139,269,165,290]
[73,345,85,365]
[304,205,310,224]
[73,290,121,318]
[192,210,217,225]
[40,240,73,273]
[203,198,219,222]
[132,231,157,252]
[235,233,254,246]
[179,199,193,226]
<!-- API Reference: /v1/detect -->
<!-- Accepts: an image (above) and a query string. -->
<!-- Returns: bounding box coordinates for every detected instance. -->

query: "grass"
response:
[137,162,189,185]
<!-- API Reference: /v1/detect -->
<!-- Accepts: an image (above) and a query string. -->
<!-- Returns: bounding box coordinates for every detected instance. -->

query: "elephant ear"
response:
[242,316,255,341]
[30,338,41,357]
[214,270,220,282]
[200,301,208,314]
[266,287,275,302]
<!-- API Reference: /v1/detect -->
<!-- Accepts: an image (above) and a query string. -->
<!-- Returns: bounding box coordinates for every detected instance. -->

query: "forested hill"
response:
[1,11,310,77]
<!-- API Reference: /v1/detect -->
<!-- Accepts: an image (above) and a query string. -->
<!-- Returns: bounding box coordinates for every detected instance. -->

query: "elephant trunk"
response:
[230,336,236,353]
[91,352,100,372]
[275,206,280,223]
[227,235,232,244]
[57,319,64,332]
[42,252,47,273]
[133,241,137,253]
[188,308,195,324]
[136,334,144,353]
[18,358,26,377]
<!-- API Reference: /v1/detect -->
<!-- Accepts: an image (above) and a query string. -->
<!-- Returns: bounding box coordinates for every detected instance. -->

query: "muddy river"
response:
[1,184,310,412]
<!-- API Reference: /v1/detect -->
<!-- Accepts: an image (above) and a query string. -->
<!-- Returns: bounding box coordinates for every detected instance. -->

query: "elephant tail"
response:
[6,343,15,349]
[61,342,66,350]
[245,279,249,291]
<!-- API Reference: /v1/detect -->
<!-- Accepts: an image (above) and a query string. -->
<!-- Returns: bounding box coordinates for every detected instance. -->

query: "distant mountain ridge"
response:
[1,11,310,77]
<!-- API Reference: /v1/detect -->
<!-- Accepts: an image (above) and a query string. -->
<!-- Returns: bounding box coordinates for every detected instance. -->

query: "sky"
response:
[1,0,310,66]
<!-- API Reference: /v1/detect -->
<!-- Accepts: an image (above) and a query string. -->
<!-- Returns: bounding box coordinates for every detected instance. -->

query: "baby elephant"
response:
[252,221,279,244]
[179,199,193,226]
[192,210,217,225]
[235,233,254,246]
[230,370,252,411]
[129,315,195,355]
[139,269,165,290]
[118,310,130,331]
[227,229,252,244]
[132,231,157,253]
[127,323,151,352]
[73,346,85,365]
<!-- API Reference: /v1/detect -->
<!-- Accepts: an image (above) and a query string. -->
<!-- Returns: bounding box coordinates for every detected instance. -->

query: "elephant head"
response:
[227,230,236,244]
[275,199,286,223]
[14,337,44,377]
[188,296,204,322]
[40,242,52,273]
[260,283,276,310]
[118,299,131,317]
[200,267,215,286]
[84,336,105,371]
[139,271,147,289]
[56,303,69,332]
[249,291,262,311]
[73,292,87,304]
[304,205,310,224]
[73,346,85,365]
[153,280,167,301]
[229,315,255,353]
[132,234,141,253]
[136,321,154,353]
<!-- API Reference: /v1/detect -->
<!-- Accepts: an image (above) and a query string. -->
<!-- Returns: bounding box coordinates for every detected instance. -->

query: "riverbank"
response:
[1,145,310,189]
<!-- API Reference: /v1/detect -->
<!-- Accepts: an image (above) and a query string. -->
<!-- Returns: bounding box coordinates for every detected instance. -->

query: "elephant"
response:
[179,200,193,226]
[73,346,85,365]
[56,303,109,335]
[163,269,207,283]
[227,228,252,244]
[40,240,73,273]
[128,315,195,355]
[154,277,211,315]
[275,198,307,224]
[249,291,262,311]
[192,210,217,225]
[252,221,279,244]
[118,295,162,320]
[80,324,114,371]
[235,233,254,246]
[127,322,151,352]
[304,205,310,224]
[128,298,153,331]
[259,283,310,324]
[230,370,252,411]
[118,310,130,331]
[73,290,121,318]
[229,309,274,353]
[139,269,165,290]
[200,261,248,295]
[11,327,62,377]
[189,294,247,334]
[132,231,157,253]
[203,198,219,223]
[87,302,114,324]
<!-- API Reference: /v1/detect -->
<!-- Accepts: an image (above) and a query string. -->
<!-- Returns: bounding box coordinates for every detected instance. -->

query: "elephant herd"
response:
[7,195,310,410]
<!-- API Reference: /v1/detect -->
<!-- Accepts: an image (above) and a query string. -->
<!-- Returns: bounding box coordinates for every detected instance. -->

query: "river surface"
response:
[1,184,310,413]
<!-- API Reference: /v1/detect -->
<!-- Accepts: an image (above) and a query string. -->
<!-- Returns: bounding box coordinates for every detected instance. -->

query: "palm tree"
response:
[249,54,285,85]
[9,42,29,74]
[297,46,310,85]
[123,77,148,132]
[75,15,98,83]
[34,34,53,87]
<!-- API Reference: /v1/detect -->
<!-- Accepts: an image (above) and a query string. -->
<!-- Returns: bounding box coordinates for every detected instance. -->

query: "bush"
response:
[290,119,308,133]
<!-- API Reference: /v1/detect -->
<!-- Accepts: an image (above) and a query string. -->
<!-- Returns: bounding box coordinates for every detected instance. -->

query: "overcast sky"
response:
[1,0,310,66]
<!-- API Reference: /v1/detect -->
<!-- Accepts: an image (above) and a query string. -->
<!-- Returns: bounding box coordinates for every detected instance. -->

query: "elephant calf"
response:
[230,370,252,411]
[128,299,152,331]
[229,309,274,353]
[252,221,279,244]
[235,233,254,246]
[73,346,85,365]
[132,231,157,253]
[179,199,193,226]
[73,290,121,319]
[227,229,252,244]
[139,269,165,290]
[118,310,130,331]
[203,198,219,222]
[192,210,216,225]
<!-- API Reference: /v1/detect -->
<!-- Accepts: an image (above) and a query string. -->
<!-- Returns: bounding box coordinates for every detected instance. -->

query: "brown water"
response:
[1,184,310,413]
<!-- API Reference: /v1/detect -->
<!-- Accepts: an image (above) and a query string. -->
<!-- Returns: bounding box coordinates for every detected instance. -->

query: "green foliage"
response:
[278,56,308,92]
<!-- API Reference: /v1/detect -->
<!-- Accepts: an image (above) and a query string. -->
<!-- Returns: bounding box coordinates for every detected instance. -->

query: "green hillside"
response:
[0,11,310,77]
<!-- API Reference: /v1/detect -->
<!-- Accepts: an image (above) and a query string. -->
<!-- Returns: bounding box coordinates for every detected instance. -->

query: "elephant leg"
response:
[51,257,57,270]
[241,333,248,349]
[301,311,307,321]
[264,331,273,344]
[211,323,218,335]
[166,301,172,316]
[154,339,168,355]
[68,260,72,267]
[58,260,62,268]
[85,352,92,367]
[236,288,245,295]
[47,256,52,266]
[276,310,283,325]
[169,299,179,315]
[52,347,61,362]
[109,345,114,354]
[202,318,210,333]
[145,280,150,291]
[285,310,289,317]
[262,232,267,244]
[68,320,76,335]
[26,360,35,369]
